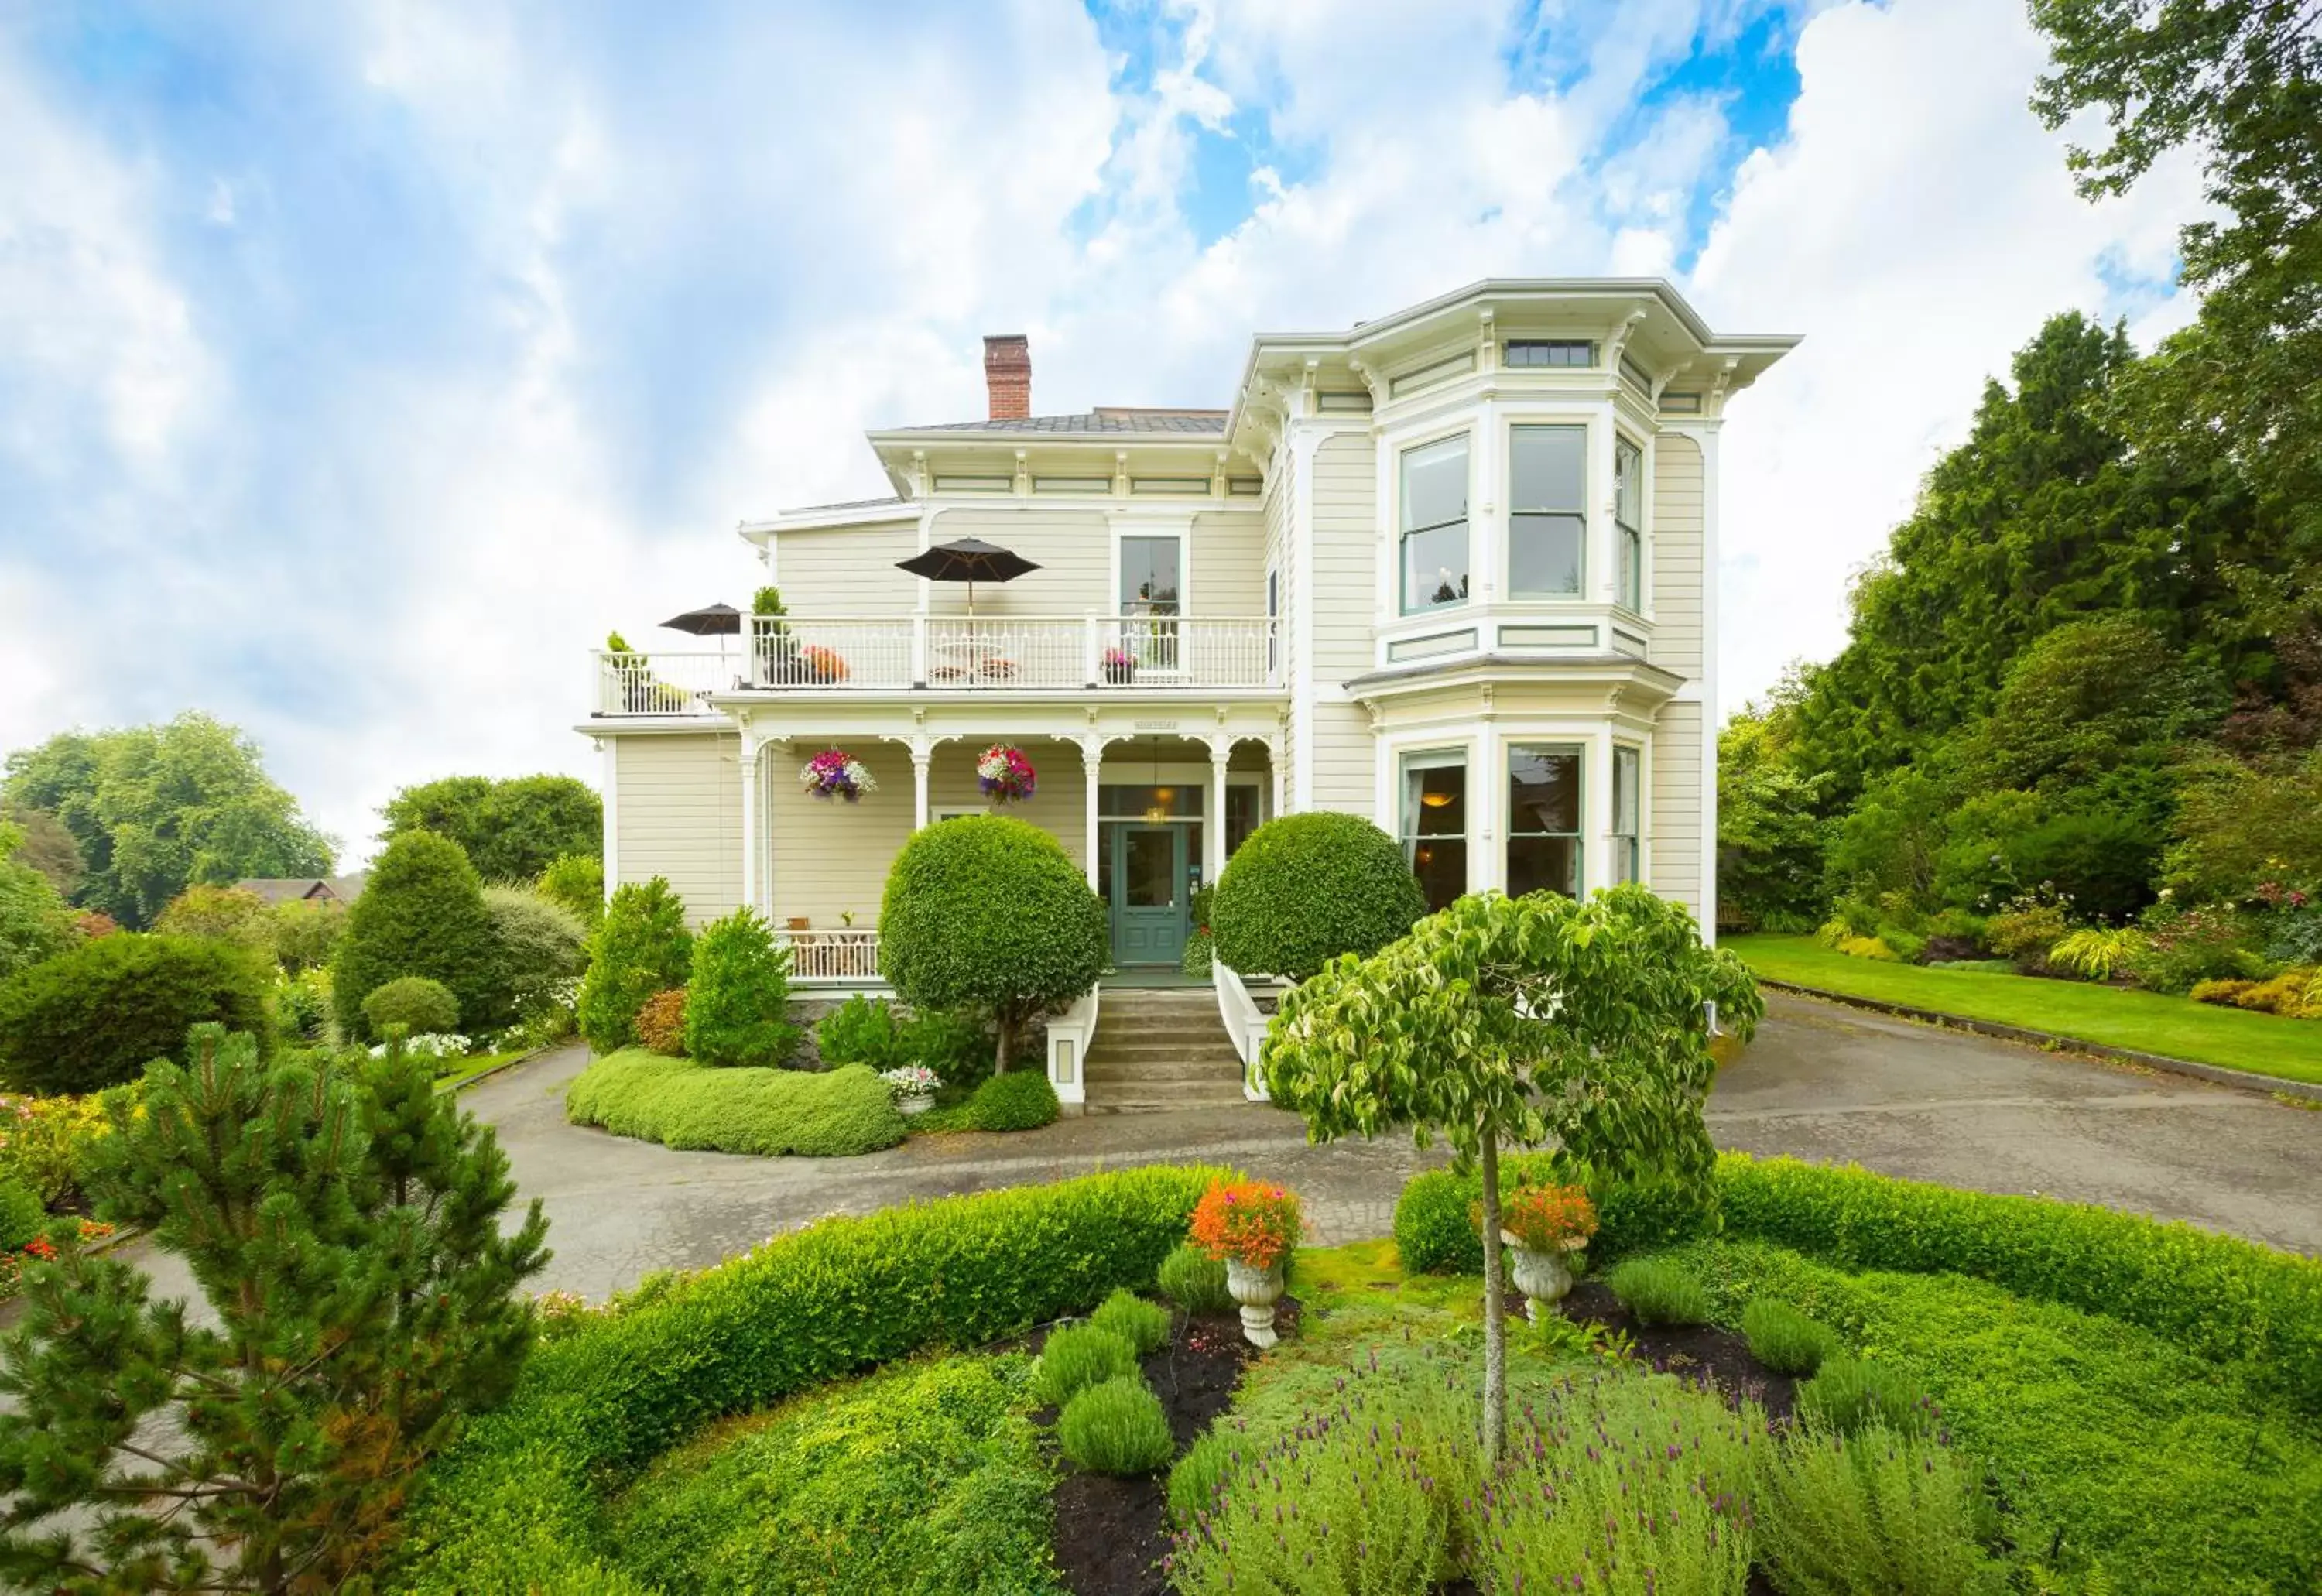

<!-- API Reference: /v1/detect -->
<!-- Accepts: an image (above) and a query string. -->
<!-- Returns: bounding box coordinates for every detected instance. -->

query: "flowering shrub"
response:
[1483,1182,1598,1252]
[877,1064,940,1101]
[0,1217,115,1296]
[0,1091,115,1208]
[1101,647,1135,683]
[2129,902,2265,993]
[793,645,849,682]
[975,744,1036,804]
[368,1032,472,1060]
[1188,1179,1300,1272]
[798,748,877,803]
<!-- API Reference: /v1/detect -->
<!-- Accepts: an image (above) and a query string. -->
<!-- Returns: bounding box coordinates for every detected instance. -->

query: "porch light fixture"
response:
[1143,739,1168,822]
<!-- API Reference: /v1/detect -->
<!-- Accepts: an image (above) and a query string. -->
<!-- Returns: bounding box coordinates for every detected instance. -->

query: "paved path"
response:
[88,989,2322,1310]
[1715,991,2322,1257]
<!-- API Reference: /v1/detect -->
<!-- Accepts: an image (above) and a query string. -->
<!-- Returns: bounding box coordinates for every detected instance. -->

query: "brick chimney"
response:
[983,334,1030,421]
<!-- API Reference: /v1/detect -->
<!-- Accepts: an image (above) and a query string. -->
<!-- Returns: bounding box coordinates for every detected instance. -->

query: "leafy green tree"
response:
[0,1026,547,1592]
[2,715,335,928]
[153,882,279,958]
[0,807,81,896]
[0,821,77,982]
[2163,746,2322,901]
[1963,615,2221,796]
[1715,700,1828,931]
[271,898,347,974]
[2033,0,2322,648]
[878,817,1104,1071]
[381,775,603,884]
[1262,887,1762,1461]
[536,851,604,929]
[683,907,798,1066]
[480,885,588,1020]
[332,832,504,1041]
[575,877,692,1054]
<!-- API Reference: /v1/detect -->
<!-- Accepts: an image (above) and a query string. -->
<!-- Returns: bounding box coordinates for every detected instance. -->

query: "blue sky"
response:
[0,0,2202,858]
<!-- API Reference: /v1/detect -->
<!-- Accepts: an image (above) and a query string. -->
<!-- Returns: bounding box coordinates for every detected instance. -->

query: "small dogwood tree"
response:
[1261,885,1761,1460]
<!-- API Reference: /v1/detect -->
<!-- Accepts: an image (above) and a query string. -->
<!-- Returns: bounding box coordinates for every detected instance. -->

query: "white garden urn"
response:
[1225,1257,1286,1349]
[896,1091,936,1117]
[1502,1233,1585,1322]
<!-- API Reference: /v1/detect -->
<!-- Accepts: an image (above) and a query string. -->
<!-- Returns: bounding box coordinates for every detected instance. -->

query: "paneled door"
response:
[1109,824,1187,965]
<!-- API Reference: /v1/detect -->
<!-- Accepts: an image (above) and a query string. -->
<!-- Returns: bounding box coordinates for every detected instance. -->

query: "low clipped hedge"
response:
[1393,1152,2322,1417]
[389,1164,1235,1592]
[1393,1155,1711,1275]
[565,1051,906,1156]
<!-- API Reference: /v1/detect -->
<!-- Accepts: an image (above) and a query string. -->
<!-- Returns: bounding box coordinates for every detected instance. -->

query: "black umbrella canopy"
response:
[659,603,743,636]
[896,538,1041,585]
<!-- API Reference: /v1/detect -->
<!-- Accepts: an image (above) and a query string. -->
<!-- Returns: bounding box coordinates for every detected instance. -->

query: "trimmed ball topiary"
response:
[1090,1288,1172,1355]
[683,908,797,1067]
[1057,1375,1175,1475]
[0,933,272,1094]
[1210,811,1426,981]
[1156,1242,1231,1313]
[968,1068,1060,1131]
[878,817,1104,1072]
[361,976,461,1038]
[1033,1323,1139,1407]
[576,878,692,1054]
[1742,1297,1841,1376]
[1605,1259,1711,1327]
[331,831,504,1040]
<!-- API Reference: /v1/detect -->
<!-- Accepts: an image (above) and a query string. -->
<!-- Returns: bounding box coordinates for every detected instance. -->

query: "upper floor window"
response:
[1121,536,1180,616]
[1509,426,1586,598]
[1615,437,1643,611]
[1505,340,1595,368]
[1400,436,1470,614]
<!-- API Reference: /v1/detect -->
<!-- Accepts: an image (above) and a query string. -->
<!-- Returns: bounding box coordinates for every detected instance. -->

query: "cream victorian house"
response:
[583,279,1793,1101]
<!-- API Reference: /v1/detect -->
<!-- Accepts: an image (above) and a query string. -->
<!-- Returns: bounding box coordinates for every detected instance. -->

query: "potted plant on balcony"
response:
[1101,646,1135,686]
[975,744,1036,805]
[878,1064,941,1117]
[1479,1181,1598,1320]
[794,643,850,684]
[799,748,878,803]
[1189,1178,1302,1348]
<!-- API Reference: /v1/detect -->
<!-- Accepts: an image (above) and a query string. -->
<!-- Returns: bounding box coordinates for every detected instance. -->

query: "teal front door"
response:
[1110,824,1188,965]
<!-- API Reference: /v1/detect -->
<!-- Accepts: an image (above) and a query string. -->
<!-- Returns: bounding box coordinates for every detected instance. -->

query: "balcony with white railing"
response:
[593,615,1281,714]
[779,927,882,985]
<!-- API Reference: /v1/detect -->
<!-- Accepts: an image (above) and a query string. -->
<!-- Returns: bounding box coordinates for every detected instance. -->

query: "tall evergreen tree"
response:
[0,1026,547,1591]
[331,831,505,1039]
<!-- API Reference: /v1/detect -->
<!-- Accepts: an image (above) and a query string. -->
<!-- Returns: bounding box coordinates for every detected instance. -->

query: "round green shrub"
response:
[1057,1375,1174,1475]
[878,817,1104,1071]
[1210,812,1426,981]
[1089,1287,1172,1355]
[1605,1259,1711,1327]
[0,1176,45,1252]
[968,1068,1060,1132]
[1798,1357,1935,1437]
[0,933,272,1094]
[480,886,587,1018]
[1031,1323,1138,1408]
[575,877,692,1054]
[361,976,461,1037]
[331,832,504,1041]
[1156,1242,1231,1313]
[683,908,797,1067]
[1741,1297,1841,1376]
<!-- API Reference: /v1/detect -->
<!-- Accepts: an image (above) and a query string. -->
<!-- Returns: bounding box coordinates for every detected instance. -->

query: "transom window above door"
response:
[1120,535,1180,616]
[1509,426,1587,598]
[1399,436,1470,614]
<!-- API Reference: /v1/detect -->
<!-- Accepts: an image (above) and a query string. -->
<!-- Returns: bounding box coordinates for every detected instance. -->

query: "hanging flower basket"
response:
[976,743,1036,804]
[799,748,878,803]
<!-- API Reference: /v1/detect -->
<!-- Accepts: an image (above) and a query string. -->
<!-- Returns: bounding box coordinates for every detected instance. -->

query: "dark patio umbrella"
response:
[896,538,1040,613]
[659,602,743,636]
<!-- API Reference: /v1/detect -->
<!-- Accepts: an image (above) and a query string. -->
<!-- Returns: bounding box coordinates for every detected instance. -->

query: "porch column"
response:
[1270,735,1286,820]
[1082,745,1103,890]
[738,735,761,912]
[1207,741,1231,886]
[912,748,932,831]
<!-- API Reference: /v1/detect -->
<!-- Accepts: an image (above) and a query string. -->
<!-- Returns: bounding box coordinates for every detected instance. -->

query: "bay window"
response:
[1507,745,1582,899]
[1399,751,1468,912]
[1399,437,1470,613]
[1612,745,1642,884]
[1509,426,1586,598]
[1615,437,1643,611]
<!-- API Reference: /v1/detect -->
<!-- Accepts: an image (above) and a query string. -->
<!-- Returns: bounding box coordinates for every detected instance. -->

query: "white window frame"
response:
[1397,745,1470,911]
[1611,743,1643,885]
[1505,741,1587,900]
[1398,433,1472,617]
[1506,423,1590,601]
[1614,433,1645,615]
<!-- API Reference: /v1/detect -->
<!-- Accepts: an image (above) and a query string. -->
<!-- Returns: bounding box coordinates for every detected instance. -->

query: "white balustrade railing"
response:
[779,928,881,984]
[1213,961,1274,1101]
[594,618,1280,713]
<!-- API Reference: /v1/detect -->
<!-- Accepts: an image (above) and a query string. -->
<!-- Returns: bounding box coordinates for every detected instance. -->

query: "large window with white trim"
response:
[1611,745,1642,884]
[1615,437,1643,611]
[1399,750,1468,912]
[1507,745,1583,899]
[1399,437,1470,614]
[1509,426,1586,598]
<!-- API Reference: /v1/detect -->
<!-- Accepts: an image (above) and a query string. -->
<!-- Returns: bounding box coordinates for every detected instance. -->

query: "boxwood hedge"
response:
[389,1163,1235,1592]
[565,1051,906,1157]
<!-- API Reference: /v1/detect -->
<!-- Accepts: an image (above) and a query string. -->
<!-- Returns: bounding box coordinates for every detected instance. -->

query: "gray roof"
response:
[237,874,368,906]
[885,409,1228,437]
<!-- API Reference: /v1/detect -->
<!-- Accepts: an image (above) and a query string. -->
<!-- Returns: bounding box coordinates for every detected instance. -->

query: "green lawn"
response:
[431,1050,529,1091]
[1726,934,2322,1085]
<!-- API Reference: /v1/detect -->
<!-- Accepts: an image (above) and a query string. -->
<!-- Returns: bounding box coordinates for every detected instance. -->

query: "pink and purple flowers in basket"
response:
[799,748,878,803]
[976,743,1036,803]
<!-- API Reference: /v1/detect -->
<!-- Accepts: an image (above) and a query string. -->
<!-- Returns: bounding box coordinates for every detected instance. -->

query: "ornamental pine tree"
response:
[0,1024,549,1592]
[1261,885,1762,1462]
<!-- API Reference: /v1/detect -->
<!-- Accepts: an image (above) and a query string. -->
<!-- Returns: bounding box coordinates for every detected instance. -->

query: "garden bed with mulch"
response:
[1039,1302,1295,1596]
[1562,1276,1799,1421]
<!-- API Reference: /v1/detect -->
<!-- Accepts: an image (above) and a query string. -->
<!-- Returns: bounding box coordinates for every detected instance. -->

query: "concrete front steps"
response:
[1082,988,1249,1113]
